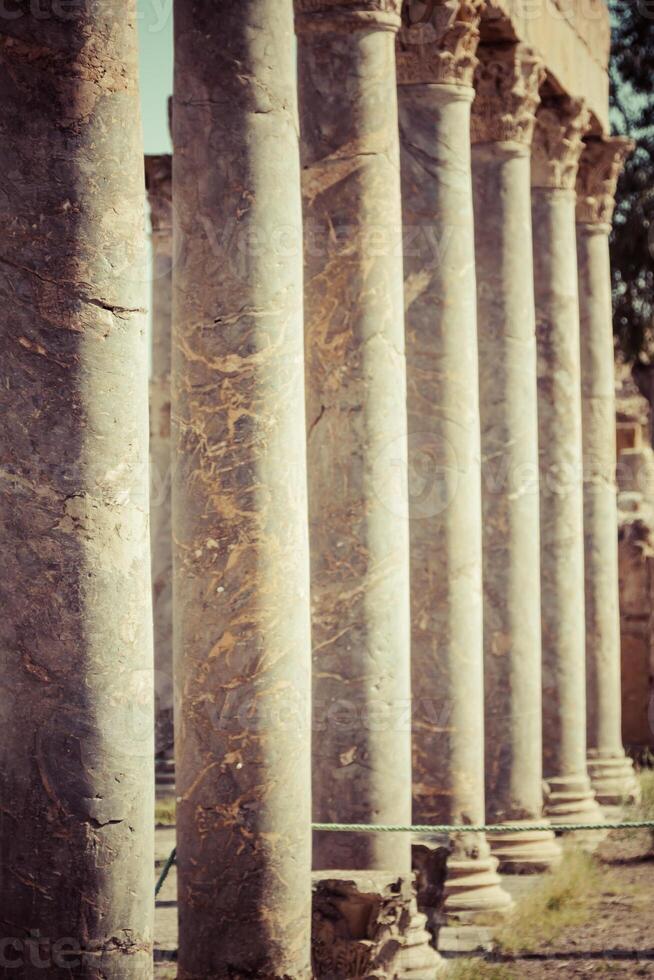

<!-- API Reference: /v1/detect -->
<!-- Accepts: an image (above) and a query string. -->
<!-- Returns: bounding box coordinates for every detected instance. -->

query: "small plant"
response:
[155,796,177,827]
[493,847,605,955]
[445,959,515,980]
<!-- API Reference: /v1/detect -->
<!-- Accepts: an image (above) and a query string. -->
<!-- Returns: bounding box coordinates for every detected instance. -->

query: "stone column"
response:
[397,1,512,924]
[0,3,153,977]
[297,3,439,972]
[576,136,641,810]
[531,99,606,832]
[173,2,312,976]
[296,0,411,877]
[145,154,174,762]
[472,43,561,873]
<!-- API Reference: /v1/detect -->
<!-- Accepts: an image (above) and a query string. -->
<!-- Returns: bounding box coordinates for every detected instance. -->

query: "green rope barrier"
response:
[154,820,654,897]
[312,820,654,833]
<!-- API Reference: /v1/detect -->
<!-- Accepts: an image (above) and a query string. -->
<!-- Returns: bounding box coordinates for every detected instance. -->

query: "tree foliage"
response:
[608,1,654,363]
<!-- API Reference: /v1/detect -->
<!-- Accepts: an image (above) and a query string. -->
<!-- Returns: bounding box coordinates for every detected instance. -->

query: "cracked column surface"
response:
[472,43,561,874]
[576,136,641,812]
[531,98,606,835]
[173,1,313,977]
[296,0,412,877]
[0,3,154,978]
[145,155,174,761]
[397,1,512,926]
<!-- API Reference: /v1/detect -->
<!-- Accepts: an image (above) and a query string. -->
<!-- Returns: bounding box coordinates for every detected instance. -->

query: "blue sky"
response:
[138,0,173,154]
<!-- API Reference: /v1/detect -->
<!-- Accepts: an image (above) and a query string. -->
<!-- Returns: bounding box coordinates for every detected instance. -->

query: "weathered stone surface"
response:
[577,137,640,809]
[146,154,174,759]
[312,873,440,979]
[398,7,511,923]
[479,0,610,133]
[0,3,154,977]
[297,1,413,875]
[472,42,560,873]
[396,0,482,87]
[531,98,604,832]
[471,42,543,146]
[173,1,312,976]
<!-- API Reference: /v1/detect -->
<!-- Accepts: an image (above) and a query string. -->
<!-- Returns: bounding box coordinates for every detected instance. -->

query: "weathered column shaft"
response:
[297,0,412,874]
[397,0,511,924]
[145,155,174,759]
[173,2,312,977]
[0,4,153,978]
[531,98,605,830]
[577,136,640,809]
[472,43,560,872]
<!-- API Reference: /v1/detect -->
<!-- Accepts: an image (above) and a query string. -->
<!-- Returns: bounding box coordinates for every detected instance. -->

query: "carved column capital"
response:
[145,154,172,241]
[294,0,402,33]
[471,43,545,146]
[531,97,591,190]
[396,0,483,88]
[576,136,635,226]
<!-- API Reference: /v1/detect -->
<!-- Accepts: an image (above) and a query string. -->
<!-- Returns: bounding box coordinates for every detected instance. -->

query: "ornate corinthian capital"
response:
[531,97,591,190]
[396,0,483,87]
[294,0,402,33]
[576,136,635,226]
[145,154,172,239]
[471,44,545,146]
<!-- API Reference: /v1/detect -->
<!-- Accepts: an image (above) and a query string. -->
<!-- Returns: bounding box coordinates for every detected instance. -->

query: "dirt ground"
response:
[485,829,654,979]
[153,826,654,978]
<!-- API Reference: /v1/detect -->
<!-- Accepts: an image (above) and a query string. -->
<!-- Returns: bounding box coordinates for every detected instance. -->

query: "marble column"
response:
[397,1,512,924]
[576,136,641,810]
[297,3,440,972]
[531,98,606,832]
[0,3,153,977]
[173,2,312,976]
[296,0,412,876]
[145,154,174,761]
[472,43,561,873]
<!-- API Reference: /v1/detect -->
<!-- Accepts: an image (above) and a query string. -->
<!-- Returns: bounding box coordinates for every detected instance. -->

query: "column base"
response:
[587,750,641,813]
[487,820,562,874]
[312,871,442,979]
[543,774,607,850]
[412,836,513,927]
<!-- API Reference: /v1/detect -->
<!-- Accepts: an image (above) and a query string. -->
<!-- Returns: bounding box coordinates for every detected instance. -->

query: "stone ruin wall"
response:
[482,0,610,131]
[615,363,654,753]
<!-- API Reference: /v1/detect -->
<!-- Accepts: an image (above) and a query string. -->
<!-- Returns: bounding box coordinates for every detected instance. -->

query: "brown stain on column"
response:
[173,1,312,977]
[0,3,154,977]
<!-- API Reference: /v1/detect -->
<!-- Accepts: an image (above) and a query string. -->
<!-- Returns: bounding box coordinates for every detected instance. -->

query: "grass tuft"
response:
[492,847,604,955]
[155,796,177,827]
[445,960,515,979]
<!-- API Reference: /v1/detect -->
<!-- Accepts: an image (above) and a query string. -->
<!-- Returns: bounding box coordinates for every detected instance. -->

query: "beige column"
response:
[472,43,561,873]
[531,98,606,832]
[173,1,312,976]
[397,1,512,925]
[297,0,412,876]
[145,155,174,761]
[0,3,154,976]
[576,136,641,811]
[297,3,440,973]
